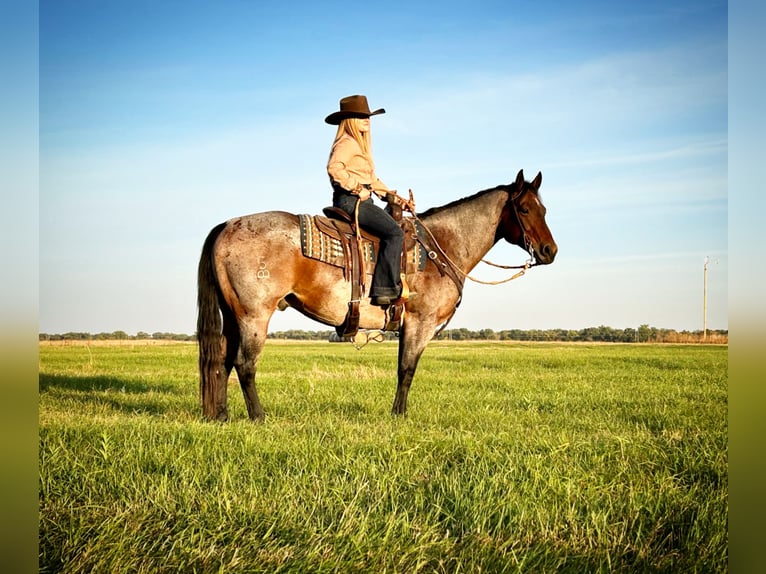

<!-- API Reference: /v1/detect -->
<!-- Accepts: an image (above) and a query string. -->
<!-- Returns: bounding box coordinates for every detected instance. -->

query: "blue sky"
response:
[38,0,728,335]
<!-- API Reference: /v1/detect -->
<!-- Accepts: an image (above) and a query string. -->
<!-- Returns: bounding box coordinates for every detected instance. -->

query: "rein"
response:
[472,257,536,284]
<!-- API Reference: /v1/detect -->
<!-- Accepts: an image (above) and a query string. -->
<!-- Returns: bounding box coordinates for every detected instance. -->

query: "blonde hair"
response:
[332,118,373,162]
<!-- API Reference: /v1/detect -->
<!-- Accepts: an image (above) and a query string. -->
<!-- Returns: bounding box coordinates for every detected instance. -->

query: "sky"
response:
[37,0,728,335]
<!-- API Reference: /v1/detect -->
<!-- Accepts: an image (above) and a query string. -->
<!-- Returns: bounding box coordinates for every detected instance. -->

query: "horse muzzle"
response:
[533,241,557,265]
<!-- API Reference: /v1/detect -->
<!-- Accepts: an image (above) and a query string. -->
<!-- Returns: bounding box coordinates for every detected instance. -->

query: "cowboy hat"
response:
[324,94,385,125]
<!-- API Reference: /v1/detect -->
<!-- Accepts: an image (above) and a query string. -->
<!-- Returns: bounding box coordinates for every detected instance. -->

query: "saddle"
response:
[298,204,428,338]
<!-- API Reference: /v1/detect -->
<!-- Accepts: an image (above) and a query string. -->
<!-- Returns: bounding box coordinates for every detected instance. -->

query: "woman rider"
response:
[325,94,409,306]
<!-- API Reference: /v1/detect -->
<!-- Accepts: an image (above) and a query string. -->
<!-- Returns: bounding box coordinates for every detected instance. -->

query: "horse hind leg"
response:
[199,337,233,422]
[234,317,268,422]
[210,312,244,421]
[200,308,239,422]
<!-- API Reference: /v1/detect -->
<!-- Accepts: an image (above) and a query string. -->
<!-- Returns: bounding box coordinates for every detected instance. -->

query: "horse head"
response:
[498,170,558,265]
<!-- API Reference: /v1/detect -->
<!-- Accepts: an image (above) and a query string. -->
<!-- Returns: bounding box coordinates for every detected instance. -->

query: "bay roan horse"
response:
[197,169,557,421]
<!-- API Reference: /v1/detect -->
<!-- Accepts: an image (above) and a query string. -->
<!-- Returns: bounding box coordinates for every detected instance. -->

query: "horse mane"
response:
[418,185,513,219]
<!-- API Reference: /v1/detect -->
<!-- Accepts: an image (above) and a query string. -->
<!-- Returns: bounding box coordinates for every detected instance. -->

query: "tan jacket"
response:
[327,134,391,198]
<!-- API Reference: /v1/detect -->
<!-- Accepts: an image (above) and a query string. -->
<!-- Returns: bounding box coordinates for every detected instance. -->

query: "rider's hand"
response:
[354,184,372,201]
[394,194,412,212]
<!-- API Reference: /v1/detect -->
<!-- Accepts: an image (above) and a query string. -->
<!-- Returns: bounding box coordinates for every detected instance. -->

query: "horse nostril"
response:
[541,243,557,262]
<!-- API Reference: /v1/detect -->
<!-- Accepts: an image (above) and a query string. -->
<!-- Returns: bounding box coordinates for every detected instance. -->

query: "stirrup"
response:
[383,301,404,332]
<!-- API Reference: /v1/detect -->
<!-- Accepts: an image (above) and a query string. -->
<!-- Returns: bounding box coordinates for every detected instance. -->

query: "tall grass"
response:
[39,342,727,573]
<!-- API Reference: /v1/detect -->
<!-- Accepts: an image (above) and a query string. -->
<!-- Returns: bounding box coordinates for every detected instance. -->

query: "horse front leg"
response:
[392,374,413,415]
[392,318,434,415]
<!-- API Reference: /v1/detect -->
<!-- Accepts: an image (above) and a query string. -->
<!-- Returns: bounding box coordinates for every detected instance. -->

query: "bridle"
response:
[413,186,538,287]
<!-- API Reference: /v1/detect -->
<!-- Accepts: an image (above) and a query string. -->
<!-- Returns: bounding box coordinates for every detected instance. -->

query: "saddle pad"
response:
[298,214,428,274]
[299,214,376,270]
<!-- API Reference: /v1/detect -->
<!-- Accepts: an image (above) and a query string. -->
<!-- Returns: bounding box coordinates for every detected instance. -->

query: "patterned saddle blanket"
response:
[298,212,428,277]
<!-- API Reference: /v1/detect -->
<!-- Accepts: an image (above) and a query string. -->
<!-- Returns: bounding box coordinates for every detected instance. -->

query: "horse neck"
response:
[421,188,508,271]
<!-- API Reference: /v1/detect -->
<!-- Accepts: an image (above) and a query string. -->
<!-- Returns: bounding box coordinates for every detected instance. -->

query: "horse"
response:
[197,169,557,421]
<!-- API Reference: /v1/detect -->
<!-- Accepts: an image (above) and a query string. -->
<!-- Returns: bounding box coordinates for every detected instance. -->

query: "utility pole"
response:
[703,256,718,341]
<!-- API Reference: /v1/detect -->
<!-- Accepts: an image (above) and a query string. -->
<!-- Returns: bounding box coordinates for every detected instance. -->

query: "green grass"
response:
[39,341,727,573]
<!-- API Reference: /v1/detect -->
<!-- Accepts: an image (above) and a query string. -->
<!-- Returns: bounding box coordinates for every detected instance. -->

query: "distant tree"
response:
[451,328,470,341]
[478,328,495,340]
[62,332,91,340]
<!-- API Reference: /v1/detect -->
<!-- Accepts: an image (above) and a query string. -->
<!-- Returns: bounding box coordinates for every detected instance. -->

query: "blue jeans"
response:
[333,191,404,298]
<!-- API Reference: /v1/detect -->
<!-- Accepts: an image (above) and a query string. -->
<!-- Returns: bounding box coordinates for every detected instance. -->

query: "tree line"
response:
[39,331,196,342]
[435,325,727,343]
[39,324,727,344]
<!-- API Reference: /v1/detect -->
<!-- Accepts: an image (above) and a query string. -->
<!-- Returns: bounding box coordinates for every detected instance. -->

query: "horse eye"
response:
[519,207,529,215]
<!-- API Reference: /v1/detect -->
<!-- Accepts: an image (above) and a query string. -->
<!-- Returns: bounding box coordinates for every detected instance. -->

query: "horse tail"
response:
[197,222,227,419]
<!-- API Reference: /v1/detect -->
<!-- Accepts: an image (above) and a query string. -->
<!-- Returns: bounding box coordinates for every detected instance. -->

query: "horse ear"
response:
[515,169,525,188]
[532,171,542,189]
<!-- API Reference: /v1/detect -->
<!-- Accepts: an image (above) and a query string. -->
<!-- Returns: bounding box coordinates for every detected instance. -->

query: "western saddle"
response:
[298,200,428,338]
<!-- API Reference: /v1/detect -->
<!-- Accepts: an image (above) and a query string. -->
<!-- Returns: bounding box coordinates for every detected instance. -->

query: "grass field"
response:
[39,341,727,573]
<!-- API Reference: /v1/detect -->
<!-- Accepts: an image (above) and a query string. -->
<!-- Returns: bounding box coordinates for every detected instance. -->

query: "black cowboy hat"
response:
[324,94,385,125]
